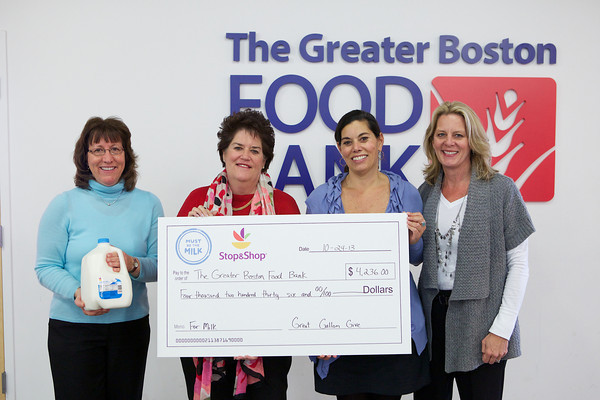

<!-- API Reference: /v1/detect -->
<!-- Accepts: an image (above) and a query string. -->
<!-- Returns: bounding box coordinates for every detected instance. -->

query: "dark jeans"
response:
[414,291,506,400]
[48,316,150,400]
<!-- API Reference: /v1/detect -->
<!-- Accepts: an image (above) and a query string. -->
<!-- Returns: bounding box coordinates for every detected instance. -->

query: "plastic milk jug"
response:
[81,238,133,310]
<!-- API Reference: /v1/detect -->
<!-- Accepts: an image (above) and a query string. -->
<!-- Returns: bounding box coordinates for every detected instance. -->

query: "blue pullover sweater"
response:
[35,179,164,324]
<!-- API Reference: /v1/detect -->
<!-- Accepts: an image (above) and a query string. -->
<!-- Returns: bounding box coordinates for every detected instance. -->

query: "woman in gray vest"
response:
[414,101,534,400]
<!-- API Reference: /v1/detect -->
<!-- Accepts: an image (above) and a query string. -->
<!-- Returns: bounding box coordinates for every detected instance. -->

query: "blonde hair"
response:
[423,101,496,185]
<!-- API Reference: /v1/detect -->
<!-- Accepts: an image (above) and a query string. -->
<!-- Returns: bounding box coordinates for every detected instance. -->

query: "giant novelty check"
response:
[157,213,412,357]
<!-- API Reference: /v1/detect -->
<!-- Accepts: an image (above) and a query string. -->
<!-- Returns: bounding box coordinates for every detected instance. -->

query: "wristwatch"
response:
[130,258,140,274]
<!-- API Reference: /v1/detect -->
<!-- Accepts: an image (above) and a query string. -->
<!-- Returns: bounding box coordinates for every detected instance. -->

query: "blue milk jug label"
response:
[98,277,123,299]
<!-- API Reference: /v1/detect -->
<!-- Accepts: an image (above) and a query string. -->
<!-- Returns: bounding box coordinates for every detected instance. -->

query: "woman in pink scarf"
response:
[178,109,300,400]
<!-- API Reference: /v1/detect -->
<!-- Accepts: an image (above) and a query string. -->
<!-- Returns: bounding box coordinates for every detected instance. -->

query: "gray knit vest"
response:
[418,171,535,372]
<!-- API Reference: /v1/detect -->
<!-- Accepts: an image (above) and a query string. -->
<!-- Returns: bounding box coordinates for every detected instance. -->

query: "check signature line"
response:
[287,327,397,331]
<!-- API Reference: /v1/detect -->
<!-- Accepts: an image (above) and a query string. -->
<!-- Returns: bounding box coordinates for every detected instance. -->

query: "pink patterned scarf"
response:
[192,357,265,400]
[203,169,275,216]
[193,169,274,399]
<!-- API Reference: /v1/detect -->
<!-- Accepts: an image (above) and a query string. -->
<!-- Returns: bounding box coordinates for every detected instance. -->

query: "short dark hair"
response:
[334,109,382,144]
[73,117,138,191]
[217,109,275,172]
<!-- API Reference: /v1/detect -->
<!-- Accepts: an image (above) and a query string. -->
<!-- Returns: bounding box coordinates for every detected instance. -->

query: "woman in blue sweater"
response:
[35,117,164,400]
[305,110,430,400]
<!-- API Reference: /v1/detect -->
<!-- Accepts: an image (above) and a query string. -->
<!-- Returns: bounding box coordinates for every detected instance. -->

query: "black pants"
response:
[414,292,506,400]
[181,356,291,400]
[337,395,401,400]
[48,316,150,400]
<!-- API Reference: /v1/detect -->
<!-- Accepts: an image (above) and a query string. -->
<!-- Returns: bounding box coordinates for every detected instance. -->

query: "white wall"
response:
[1,0,599,398]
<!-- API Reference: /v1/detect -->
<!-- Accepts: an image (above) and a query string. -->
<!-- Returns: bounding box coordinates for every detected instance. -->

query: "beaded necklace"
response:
[435,195,467,280]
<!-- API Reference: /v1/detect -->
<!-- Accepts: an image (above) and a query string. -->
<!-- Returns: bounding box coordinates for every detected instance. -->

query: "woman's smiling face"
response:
[432,113,472,173]
[337,119,383,175]
[87,138,125,187]
[222,129,266,192]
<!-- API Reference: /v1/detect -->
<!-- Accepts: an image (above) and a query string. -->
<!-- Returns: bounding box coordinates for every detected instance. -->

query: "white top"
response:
[436,194,468,290]
[436,194,529,339]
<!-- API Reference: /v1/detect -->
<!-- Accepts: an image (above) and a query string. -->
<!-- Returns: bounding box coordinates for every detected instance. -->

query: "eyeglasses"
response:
[88,147,124,157]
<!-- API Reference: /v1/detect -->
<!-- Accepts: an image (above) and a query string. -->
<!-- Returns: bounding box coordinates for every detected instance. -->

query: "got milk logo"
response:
[431,77,556,201]
[232,227,251,249]
[175,228,212,265]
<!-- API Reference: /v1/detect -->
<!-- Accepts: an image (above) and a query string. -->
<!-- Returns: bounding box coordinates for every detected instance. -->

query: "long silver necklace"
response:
[91,187,124,206]
[435,195,467,279]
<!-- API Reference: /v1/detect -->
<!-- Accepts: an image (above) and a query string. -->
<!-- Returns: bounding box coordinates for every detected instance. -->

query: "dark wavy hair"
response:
[73,117,138,191]
[334,109,382,145]
[217,109,275,173]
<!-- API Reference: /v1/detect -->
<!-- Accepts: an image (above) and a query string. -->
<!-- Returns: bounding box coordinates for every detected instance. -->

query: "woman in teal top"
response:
[35,117,163,400]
